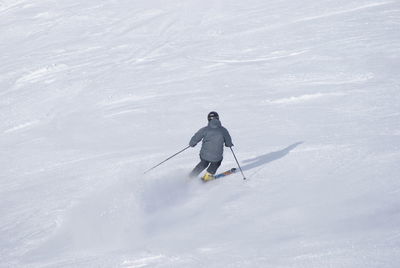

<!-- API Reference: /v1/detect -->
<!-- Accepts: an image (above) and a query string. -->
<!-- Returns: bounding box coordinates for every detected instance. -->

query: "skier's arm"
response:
[223,128,234,147]
[189,128,205,147]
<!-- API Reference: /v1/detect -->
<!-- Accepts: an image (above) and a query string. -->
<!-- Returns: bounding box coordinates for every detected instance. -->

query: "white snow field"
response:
[1,0,400,267]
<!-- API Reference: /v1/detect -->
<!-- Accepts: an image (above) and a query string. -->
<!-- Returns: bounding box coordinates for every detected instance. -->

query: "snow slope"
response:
[1,0,400,267]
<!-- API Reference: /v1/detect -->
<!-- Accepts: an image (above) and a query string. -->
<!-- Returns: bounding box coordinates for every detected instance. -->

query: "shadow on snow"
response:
[240,142,303,174]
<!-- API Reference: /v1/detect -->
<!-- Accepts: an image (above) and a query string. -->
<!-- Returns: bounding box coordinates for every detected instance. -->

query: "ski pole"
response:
[230,147,247,180]
[144,145,191,174]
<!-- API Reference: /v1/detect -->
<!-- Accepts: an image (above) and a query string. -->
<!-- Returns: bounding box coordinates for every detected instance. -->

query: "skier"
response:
[189,111,234,181]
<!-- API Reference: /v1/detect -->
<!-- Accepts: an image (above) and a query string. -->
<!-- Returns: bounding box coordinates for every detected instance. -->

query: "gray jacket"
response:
[189,119,233,162]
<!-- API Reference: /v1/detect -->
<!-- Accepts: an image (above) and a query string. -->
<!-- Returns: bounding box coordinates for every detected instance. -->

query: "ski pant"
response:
[190,158,222,177]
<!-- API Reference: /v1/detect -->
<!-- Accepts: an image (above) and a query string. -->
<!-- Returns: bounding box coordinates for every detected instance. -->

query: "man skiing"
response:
[189,111,234,181]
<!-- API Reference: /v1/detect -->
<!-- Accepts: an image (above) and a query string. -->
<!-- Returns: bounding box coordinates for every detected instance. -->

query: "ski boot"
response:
[201,172,215,182]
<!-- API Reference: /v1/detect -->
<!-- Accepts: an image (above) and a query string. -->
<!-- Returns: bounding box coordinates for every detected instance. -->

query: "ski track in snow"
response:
[3,120,40,133]
[293,1,396,23]
[224,1,397,37]
[14,64,68,88]
[189,50,307,65]
[121,255,171,268]
[0,0,26,14]
[265,92,348,104]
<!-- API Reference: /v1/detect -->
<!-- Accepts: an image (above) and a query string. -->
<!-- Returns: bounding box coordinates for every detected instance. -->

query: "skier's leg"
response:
[190,158,210,177]
[201,160,222,181]
[207,160,222,175]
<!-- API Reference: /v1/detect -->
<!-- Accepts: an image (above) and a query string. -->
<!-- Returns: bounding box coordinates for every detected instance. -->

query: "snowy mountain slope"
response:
[1,0,400,267]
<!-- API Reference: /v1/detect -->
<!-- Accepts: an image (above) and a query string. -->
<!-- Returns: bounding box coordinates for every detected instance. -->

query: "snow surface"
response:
[1,0,400,267]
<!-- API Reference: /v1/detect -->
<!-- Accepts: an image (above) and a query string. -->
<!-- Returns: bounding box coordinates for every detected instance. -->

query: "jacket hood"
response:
[208,118,221,128]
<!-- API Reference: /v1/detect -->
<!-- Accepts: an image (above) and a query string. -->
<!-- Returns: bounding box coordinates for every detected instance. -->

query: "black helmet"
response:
[207,111,219,121]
